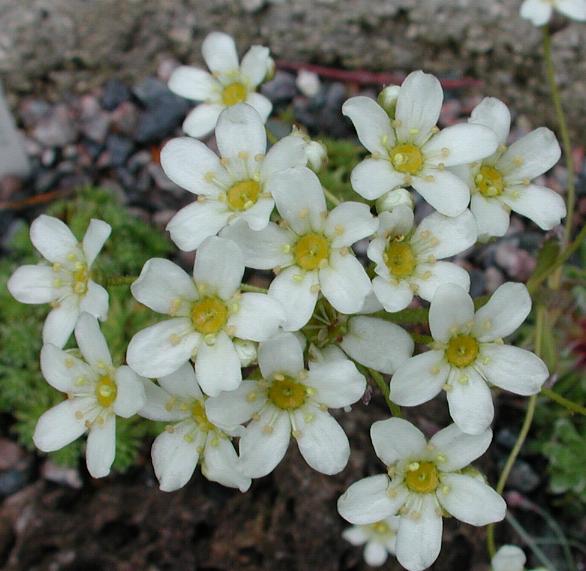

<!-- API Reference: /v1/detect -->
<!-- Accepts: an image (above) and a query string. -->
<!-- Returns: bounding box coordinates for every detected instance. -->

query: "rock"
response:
[0,175,23,201]
[0,469,28,498]
[78,94,110,143]
[134,93,189,144]
[157,58,181,83]
[100,78,131,111]
[132,77,170,106]
[18,98,51,129]
[105,134,134,167]
[468,269,485,297]
[40,148,57,167]
[148,163,179,192]
[110,101,139,136]
[0,438,24,471]
[495,240,536,281]
[261,72,297,103]
[41,460,83,489]
[507,459,540,493]
[32,104,77,147]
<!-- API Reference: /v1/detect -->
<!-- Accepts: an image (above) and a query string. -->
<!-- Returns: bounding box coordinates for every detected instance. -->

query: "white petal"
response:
[228,292,285,341]
[414,261,471,303]
[86,415,116,478]
[447,368,495,435]
[258,332,305,379]
[437,473,506,525]
[113,366,146,418]
[501,128,561,181]
[342,96,394,155]
[429,284,474,342]
[520,0,552,25]
[166,200,230,252]
[160,137,224,196]
[182,104,223,139]
[79,281,109,320]
[341,316,414,375]
[293,407,350,474]
[338,475,407,525]
[325,202,378,247]
[305,359,366,408]
[396,495,443,571]
[364,541,389,566]
[42,296,80,348]
[245,93,272,122]
[7,265,58,304]
[82,219,111,266]
[195,331,242,396]
[424,124,498,167]
[470,193,510,238]
[412,169,470,217]
[261,134,309,180]
[473,282,531,342]
[216,103,267,159]
[201,31,239,75]
[33,399,87,452]
[131,258,197,315]
[557,0,586,20]
[479,344,549,395]
[501,184,566,230]
[236,196,274,231]
[168,66,219,101]
[239,407,291,478]
[370,418,427,465]
[40,344,94,392]
[205,380,264,430]
[220,220,293,270]
[469,97,511,144]
[415,209,477,260]
[151,423,199,491]
[429,423,493,472]
[268,266,318,331]
[159,361,203,400]
[319,250,371,314]
[202,435,251,491]
[389,350,448,406]
[193,236,244,299]
[30,215,78,263]
[396,71,443,145]
[271,166,326,234]
[139,379,188,421]
[74,312,112,367]
[342,526,369,546]
[350,159,404,200]
[240,45,272,87]
[492,545,527,571]
[372,276,413,313]
[126,318,199,378]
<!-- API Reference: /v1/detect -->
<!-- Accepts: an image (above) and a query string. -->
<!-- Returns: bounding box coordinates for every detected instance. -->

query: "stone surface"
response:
[0,84,29,178]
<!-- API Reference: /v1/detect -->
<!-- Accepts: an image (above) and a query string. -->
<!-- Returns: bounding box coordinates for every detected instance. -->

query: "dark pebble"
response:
[134,93,189,144]
[261,72,297,103]
[106,134,135,167]
[0,469,28,498]
[101,79,131,111]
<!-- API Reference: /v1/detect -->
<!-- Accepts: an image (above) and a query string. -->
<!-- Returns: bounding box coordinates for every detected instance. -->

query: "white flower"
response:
[7,215,111,348]
[139,362,250,492]
[492,545,547,571]
[126,236,285,396]
[343,71,499,216]
[520,0,586,25]
[296,69,321,97]
[390,282,549,434]
[452,97,565,238]
[368,204,476,312]
[221,166,378,330]
[303,297,414,375]
[33,313,145,478]
[338,418,506,571]
[168,31,274,138]
[375,188,414,213]
[342,516,400,567]
[206,332,366,477]
[161,104,312,252]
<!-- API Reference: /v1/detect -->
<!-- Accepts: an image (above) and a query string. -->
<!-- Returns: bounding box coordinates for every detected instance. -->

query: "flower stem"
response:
[240,283,268,293]
[368,368,402,417]
[540,387,586,416]
[486,304,545,558]
[323,187,342,206]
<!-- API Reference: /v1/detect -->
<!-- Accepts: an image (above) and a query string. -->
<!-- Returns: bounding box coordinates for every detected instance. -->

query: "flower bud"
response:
[234,339,257,367]
[378,85,401,116]
[375,188,413,213]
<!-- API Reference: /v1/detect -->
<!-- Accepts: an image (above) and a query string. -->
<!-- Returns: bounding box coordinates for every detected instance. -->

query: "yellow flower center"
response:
[72,263,89,295]
[475,165,505,198]
[445,334,479,368]
[95,375,117,408]
[191,399,214,432]
[190,297,229,335]
[293,233,330,271]
[384,240,416,278]
[227,179,262,211]
[405,461,439,494]
[268,377,306,410]
[389,143,424,175]
[369,521,392,535]
[222,82,248,106]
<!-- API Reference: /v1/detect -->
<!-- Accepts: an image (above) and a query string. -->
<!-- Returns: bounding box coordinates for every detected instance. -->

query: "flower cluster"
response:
[7,30,565,571]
